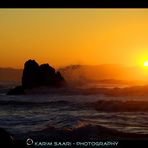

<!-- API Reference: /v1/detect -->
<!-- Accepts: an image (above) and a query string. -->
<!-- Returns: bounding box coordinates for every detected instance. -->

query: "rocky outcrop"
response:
[0,128,14,146]
[7,86,25,95]
[22,60,40,88]
[7,59,66,95]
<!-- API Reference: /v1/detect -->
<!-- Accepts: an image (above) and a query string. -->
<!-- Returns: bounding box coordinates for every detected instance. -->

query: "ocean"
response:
[0,82,148,140]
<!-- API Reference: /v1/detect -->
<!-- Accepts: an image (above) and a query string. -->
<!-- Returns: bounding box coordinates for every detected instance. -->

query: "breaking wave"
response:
[1,99,148,112]
[23,121,148,141]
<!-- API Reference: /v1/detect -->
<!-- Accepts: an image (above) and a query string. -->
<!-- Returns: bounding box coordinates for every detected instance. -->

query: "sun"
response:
[144,61,148,67]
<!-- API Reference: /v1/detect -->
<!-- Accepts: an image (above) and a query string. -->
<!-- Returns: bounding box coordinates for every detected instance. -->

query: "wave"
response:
[0,100,72,106]
[1,99,148,112]
[2,81,148,97]
[93,100,148,112]
[22,121,148,140]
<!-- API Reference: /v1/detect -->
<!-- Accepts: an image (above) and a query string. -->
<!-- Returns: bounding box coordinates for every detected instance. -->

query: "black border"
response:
[0,1,148,148]
[0,0,148,8]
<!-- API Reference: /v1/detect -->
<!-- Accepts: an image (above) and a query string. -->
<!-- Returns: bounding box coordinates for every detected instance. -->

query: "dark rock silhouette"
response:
[0,128,14,146]
[22,59,40,88]
[7,86,25,95]
[7,59,66,95]
[39,64,60,87]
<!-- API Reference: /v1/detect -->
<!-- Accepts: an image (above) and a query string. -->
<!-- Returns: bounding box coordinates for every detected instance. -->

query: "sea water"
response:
[0,83,148,140]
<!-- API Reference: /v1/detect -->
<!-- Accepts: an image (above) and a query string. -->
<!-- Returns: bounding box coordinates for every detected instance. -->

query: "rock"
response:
[56,71,67,87]
[0,128,14,145]
[39,64,56,86]
[7,86,25,95]
[22,59,40,88]
[7,59,66,95]
[22,60,66,88]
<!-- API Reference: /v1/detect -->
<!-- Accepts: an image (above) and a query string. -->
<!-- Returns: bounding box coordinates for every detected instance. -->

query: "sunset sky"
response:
[0,9,148,69]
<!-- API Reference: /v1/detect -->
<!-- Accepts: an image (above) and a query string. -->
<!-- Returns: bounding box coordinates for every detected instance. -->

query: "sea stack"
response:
[7,59,66,95]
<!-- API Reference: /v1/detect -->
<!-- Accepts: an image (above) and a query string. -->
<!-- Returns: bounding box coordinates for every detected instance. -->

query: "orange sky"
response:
[0,9,148,69]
